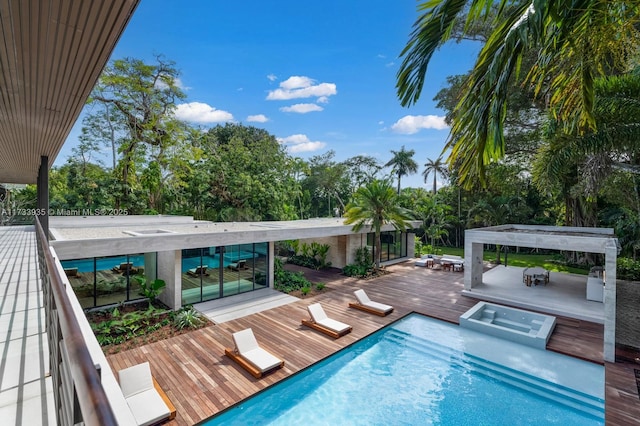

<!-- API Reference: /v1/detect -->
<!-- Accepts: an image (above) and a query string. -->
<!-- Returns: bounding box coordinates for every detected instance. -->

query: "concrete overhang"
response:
[0,0,140,184]
[465,224,619,254]
[49,216,423,260]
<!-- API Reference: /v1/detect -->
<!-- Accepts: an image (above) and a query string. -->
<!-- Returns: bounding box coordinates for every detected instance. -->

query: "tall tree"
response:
[196,123,298,221]
[397,0,640,186]
[385,145,418,193]
[86,55,187,211]
[344,179,414,269]
[422,157,447,193]
[303,151,350,216]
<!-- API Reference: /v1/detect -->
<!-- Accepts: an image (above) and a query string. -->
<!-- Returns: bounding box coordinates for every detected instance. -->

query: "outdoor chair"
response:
[112,262,133,273]
[64,267,79,278]
[349,289,393,316]
[187,265,209,277]
[302,303,352,338]
[224,328,284,378]
[118,362,176,426]
[228,259,247,271]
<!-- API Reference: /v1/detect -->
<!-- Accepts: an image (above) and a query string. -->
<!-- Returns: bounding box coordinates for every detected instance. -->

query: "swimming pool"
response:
[203,314,604,425]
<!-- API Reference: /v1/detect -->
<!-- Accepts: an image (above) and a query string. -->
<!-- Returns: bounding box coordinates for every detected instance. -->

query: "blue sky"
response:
[57,0,481,189]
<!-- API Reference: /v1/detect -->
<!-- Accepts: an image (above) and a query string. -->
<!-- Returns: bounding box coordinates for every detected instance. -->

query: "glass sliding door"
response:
[61,252,150,309]
[253,242,268,289]
[180,242,270,307]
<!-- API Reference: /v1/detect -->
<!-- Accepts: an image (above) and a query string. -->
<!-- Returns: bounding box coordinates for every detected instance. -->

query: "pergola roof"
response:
[465,224,619,254]
[0,0,140,184]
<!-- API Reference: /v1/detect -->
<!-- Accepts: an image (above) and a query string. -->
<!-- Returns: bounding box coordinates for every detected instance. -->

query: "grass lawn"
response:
[430,247,589,275]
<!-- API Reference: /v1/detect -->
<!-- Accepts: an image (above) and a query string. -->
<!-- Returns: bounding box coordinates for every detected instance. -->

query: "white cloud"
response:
[247,114,269,123]
[280,76,314,89]
[277,134,327,153]
[267,73,277,82]
[279,103,323,113]
[266,75,337,101]
[316,96,329,104]
[385,62,395,67]
[174,102,233,124]
[378,120,384,125]
[391,114,449,134]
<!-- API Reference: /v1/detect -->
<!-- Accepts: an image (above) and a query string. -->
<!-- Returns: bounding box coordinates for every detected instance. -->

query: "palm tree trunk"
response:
[375,230,382,269]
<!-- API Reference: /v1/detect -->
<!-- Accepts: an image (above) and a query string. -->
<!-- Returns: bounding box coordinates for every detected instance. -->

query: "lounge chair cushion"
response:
[125,389,172,426]
[307,303,350,334]
[118,362,171,426]
[232,328,283,373]
[354,289,393,314]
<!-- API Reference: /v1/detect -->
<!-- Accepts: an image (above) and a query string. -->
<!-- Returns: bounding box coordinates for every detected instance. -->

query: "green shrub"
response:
[315,283,325,291]
[174,306,205,330]
[134,275,166,303]
[343,246,375,278]
[617,257,640,280]
[300,286,311,295]
[274,257,314,293]
[414,236,423,257]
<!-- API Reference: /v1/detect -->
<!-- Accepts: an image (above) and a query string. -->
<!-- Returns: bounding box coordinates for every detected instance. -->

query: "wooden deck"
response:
[107,262,640,425]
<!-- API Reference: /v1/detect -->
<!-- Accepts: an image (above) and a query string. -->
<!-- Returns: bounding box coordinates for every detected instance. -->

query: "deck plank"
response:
[107,261,639,425]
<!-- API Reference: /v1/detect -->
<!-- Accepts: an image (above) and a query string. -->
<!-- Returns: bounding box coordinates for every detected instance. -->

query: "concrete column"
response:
[157,250,181,310]
[603,241,618,362]
[37,155,49,238]
[464,240,484,291]
[345,234,364,265]
[144,252,157,281]
[268,241,274,288]
[406,232,415,258]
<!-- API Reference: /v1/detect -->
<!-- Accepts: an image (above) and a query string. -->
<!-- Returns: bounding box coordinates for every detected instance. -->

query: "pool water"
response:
[203,314,604,425]
[182,251,258,272]
[61,255,144,273]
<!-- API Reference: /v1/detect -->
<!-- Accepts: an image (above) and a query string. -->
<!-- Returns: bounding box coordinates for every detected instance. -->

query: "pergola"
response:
[464,224,619,362]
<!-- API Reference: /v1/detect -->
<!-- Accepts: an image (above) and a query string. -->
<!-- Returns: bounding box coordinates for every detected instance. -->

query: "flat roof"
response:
[465,224,619,254]
[49,215,422,260]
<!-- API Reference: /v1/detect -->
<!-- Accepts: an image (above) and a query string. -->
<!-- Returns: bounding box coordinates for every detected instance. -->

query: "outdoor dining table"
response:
[522,266,549,286]
[441,257,464,272]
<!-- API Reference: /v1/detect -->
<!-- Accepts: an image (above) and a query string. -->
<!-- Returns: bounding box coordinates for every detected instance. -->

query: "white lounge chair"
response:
[118,362,176,426]
[224,328,284,378]
[302,303,352,338]
[349,289,393,316]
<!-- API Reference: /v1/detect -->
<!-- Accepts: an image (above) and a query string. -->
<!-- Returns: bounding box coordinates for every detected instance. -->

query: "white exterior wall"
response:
[297,236,347,268]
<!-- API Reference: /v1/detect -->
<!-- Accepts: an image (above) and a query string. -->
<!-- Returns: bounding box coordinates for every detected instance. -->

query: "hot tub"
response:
[459,302,556,349]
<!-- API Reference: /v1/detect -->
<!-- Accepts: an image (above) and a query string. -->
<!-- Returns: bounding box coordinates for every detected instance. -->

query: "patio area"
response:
[464,265,604,323]
[105,261,640,425]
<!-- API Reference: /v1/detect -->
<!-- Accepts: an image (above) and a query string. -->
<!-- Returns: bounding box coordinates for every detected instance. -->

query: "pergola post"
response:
[464,240,484,291]
[603,241,618,362]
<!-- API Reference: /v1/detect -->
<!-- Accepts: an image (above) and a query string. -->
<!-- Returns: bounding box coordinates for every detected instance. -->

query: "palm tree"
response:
[397,0,640,186]
[385,145,418,193]
[422,157,447,193]
[344,179,414,269]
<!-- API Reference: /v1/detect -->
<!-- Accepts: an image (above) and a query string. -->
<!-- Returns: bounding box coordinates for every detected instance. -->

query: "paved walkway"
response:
[195,288,299,323]
[0,226,55,425]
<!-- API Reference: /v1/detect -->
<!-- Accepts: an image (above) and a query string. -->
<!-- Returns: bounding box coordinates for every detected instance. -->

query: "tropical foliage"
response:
[397,0,640,186]
[7,46,640,266]
[344,180,414,268]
